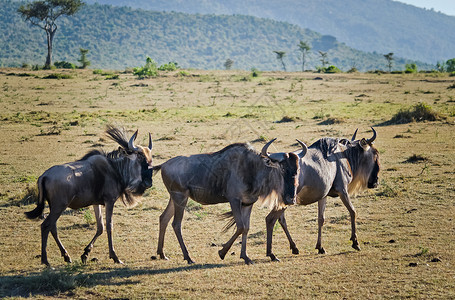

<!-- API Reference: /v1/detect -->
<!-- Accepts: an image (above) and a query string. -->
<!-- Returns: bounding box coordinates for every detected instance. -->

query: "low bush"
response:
[54,61,76,69]
[387,103,440,124]
[158,62,179,71]
[133,57,158,79]
[42,73,73,79]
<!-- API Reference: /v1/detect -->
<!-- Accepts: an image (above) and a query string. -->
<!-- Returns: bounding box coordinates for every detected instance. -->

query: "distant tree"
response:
[298,40,311,71]
[446,58,455,72]
[384,52,394,72]
[273,51,287,71]
[318,51,329,68]
[18,0,84,68]
[224,58,234,70]
[436,61,446,72]
[78,48,90,69]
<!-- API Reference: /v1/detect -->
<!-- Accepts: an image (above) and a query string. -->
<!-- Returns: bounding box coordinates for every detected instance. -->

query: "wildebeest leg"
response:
[81,205,104,264]
[157,199,175,260]
[278,211,299,255]
[239,204,253,264]
[50,224,71,263]
[40,205,66,266]
[219,199,251,264]
[316,197,327,254]
[105,201,123,264]
[339,192,360,251]
[265,209,284,261]
[170,192,194,264]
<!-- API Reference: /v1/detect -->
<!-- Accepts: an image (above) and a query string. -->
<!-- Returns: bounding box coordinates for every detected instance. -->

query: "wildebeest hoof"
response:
[158,253,169,260]
[352,243,361,251]
[317,247,326,254]
[291,247,300,255]
[81,254,88,264]
[218,249,226,260]
[269,254,280,262]
[112,257,124,264]
[186,258,195,264]
[243,257,254,265]
[63,254,72,263]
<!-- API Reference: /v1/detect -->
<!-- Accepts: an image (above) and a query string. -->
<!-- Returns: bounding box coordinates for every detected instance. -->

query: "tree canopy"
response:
[18,0,84,67]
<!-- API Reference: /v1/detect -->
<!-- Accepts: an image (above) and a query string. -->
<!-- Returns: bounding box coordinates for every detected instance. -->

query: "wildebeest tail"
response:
[152,165,162,176]
[220,210,236,233]
[25,176,45,219]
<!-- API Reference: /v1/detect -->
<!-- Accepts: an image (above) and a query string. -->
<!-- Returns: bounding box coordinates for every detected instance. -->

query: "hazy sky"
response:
[397,0,455,16]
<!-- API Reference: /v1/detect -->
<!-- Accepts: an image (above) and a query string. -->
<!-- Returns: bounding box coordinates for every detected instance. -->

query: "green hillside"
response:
[86,0,455,64]
[1,0,432,71]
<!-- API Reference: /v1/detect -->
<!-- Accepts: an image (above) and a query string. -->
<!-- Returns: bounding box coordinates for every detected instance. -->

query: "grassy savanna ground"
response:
[0,68,454,299]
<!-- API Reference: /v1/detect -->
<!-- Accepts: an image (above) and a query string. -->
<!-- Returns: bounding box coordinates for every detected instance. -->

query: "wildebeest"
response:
[153,139,307,264]
[25,126,154,266]
[265,128,380,261]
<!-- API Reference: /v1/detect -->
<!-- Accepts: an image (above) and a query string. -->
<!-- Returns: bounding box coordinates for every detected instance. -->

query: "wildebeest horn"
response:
[351,128,358,141]
[128,130,141,152]
[296,139,307,158]
[261,138,277,158]
[367,127,377,144]
[148,133,153,151]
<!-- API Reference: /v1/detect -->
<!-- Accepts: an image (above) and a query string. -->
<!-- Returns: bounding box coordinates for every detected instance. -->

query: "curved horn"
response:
[296,139,307,158]
[128,129,140,152]
[148,133,153,151]
[261,138,277,158]
[351,128,358,141]
[367,127,377,144]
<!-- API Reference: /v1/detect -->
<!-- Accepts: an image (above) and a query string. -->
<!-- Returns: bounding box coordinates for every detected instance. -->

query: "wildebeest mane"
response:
[309,137,340,159]
[343,141,379,195]
[75,127,146,207]
[105,124,130,151]
[207,142,286,209]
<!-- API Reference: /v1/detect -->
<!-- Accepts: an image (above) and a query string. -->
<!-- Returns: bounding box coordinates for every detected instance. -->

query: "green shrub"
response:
[43,73,73,79]
[54,61,76,69]
[388,103,440,124]
[405,63,417,73]
[318,65,342,73]
[158,62,179,71]
[446,58,455,72]
[133,56,158,79]
[251,68,261,77]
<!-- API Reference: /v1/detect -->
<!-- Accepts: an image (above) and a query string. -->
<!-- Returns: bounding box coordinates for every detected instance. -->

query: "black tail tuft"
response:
[25,202,44,219]
[220,210,236,233]
[152,165,162,176]
[25,176,45,219]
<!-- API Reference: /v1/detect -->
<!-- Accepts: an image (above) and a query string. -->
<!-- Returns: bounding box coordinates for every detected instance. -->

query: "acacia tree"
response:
[384,52,394,72]
[298,40,311,71]
[273,50,287,71]
[78,48,90,69]
[318,51,328,68]
[18,0,84,68]
[224,58,234,70]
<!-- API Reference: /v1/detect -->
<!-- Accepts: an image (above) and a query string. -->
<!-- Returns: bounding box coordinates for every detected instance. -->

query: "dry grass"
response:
[0,69,454,299]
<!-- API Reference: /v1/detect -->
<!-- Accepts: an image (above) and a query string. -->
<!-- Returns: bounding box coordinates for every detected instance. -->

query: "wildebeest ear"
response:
[360,138,369,150]
[339,138,349,145]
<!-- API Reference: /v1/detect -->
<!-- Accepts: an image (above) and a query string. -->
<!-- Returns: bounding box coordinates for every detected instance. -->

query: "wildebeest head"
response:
[106,126,154,198]
[347,128,380,191]
[261,139,307,205]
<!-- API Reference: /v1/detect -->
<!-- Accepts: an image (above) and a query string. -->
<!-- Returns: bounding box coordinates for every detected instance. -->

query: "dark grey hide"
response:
[25,126,154,266]
[266,128,380,261]
[154,139,306,264]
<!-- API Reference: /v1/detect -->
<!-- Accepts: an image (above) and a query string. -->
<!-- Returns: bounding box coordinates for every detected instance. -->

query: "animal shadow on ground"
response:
[0,263,227,298]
